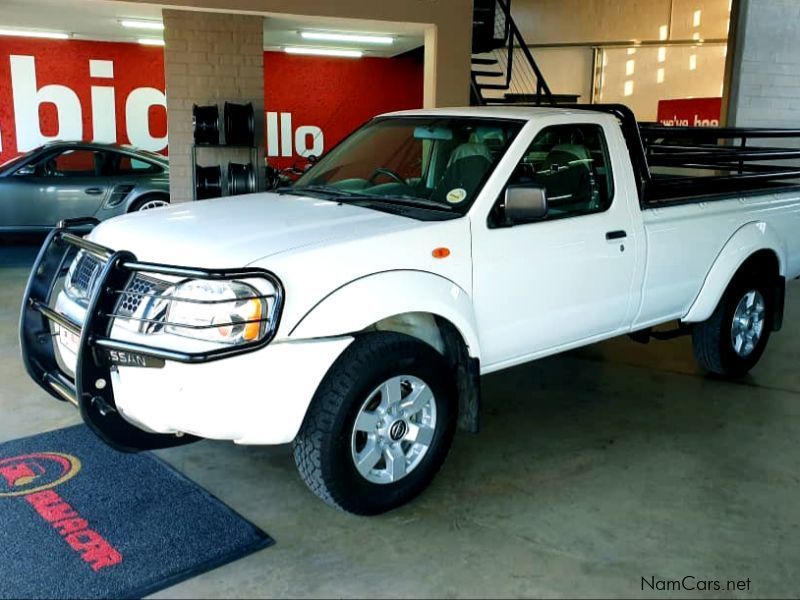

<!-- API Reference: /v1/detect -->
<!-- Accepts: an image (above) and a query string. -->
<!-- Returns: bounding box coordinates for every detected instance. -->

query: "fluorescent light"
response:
[138,38,165,46]
[285,47,362,58]
[121,20,164,31]
[0,28,69,40]
[624,80,634,96]
[301,31,393,45]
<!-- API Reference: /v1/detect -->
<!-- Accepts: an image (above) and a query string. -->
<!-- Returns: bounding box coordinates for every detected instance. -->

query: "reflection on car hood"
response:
[88,192,421,267]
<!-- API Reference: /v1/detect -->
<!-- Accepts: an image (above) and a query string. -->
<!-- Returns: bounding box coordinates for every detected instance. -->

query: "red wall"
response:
[0,38,423,166]
[0,38,166,162]
[263,50,423,168]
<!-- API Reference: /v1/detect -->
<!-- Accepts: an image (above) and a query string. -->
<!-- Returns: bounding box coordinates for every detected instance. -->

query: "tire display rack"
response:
[191,102,261,200]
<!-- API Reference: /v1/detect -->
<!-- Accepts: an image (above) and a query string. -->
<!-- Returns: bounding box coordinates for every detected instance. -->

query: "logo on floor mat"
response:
[0,452,81,497]
[0,451,123,571]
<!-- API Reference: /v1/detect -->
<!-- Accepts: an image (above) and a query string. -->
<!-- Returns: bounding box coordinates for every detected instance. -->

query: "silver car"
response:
[0,141,170,232]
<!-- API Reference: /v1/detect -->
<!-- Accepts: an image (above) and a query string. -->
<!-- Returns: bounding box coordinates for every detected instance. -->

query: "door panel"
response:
[4,149,111,227]
[474,208,637,366]
[472,122,639,368]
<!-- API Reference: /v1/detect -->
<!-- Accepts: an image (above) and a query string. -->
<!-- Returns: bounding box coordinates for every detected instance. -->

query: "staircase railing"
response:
[472,0,555,106]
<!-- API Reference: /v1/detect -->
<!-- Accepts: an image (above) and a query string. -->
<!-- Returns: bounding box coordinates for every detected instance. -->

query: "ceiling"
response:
[0,0,424,57]
[263,16,423,58]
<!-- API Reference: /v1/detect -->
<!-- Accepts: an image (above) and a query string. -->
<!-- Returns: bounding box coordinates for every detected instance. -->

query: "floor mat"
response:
[0,425,273,599]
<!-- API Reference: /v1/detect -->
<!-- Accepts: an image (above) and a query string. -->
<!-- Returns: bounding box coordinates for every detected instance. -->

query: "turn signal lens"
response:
[432,247,450,259]
[242,298,264,341]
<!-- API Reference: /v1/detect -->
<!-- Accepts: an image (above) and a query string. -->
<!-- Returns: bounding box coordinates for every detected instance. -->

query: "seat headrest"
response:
[447,142,492,167]
[550,144,592,162]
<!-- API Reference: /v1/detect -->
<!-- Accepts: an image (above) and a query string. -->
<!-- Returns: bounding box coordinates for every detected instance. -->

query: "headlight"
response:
[165,279,270,345]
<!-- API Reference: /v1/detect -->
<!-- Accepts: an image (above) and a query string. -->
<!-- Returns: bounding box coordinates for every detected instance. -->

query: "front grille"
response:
[116,275,159,317]
[72,253,100,292]
[65,251,102,304]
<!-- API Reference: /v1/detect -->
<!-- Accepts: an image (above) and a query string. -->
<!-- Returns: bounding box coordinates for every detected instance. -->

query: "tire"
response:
[293,332,458,515]
[692,272,774,378]
[129,195,169,212]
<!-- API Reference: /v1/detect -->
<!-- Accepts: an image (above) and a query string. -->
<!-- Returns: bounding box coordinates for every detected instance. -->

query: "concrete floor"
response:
[2,237,799,598]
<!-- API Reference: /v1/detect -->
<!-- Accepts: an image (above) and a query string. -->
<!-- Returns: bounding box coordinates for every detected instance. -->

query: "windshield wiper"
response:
[278,185,454,212]
[280,184,361,198]
[353,194,454,211]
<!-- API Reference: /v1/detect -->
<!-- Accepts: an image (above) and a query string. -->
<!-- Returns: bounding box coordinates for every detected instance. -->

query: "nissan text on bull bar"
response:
[20,105,800,515]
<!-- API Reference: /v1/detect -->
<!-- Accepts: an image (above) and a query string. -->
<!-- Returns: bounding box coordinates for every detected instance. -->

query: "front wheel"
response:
[692,275,774,377]
[293,332,457,515]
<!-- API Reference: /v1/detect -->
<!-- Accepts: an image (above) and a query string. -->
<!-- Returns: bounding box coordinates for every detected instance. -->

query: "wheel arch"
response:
[683,221,786,324]
[126,190,170,212]
[289,270,482,359]
[288,271,483,432]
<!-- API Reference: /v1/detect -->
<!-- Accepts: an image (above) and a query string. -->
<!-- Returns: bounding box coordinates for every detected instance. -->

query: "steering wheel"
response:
[368,167,406,186]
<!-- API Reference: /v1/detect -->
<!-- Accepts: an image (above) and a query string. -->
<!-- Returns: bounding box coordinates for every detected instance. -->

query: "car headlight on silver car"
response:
[164,279,272,345]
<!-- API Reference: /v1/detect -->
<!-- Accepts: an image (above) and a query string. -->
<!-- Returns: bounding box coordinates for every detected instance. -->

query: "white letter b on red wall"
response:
[10,55,82,151]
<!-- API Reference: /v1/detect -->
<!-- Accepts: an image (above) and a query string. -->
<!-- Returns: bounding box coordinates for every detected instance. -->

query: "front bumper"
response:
[53,306,353,444]
[18,218,313,451]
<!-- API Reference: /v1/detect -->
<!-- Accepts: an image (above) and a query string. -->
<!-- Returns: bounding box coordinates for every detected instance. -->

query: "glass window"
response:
[42,149,102,177]
[505,124,614,220]
[108,152,161,175]
[293,117,524,216]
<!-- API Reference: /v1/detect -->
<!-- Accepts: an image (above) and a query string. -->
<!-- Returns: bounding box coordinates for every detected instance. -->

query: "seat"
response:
[431,141,493,204]
[532,144,599,212]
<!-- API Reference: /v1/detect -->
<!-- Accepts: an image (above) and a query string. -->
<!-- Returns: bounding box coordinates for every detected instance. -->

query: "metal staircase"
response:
[470,0,579,106]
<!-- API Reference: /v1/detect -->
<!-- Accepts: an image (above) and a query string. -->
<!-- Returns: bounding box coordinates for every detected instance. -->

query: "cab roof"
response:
[381,105,604,121]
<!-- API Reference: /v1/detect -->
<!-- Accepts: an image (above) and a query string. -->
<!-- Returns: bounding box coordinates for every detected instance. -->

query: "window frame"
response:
[488,122,616,228]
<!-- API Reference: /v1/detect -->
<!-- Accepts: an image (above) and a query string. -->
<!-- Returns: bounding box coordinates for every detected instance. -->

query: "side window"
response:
[505,123,614,221]
[109,153,161,175]
[40,149,102,177]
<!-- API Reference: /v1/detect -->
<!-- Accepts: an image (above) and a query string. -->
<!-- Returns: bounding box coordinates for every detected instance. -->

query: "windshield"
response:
[0,147,39,172]
[292,116,524,216]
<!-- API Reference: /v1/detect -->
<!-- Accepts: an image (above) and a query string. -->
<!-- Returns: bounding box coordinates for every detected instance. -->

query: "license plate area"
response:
[58,326,80,355]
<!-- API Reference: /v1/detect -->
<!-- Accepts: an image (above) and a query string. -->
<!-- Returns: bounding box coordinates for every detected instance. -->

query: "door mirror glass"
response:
[14,164,35,176]
[504,185,548,223]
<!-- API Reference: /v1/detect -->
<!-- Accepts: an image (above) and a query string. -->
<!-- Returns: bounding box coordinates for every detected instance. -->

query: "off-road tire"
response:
[692,273,774,377]
[292,332,457,515]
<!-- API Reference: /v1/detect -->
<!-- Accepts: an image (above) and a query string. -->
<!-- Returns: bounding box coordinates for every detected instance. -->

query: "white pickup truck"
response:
[20,104,800,515]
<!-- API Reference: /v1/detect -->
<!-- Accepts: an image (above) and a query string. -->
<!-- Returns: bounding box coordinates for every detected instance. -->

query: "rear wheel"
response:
[293,332,457,515]
[692,275,773,377]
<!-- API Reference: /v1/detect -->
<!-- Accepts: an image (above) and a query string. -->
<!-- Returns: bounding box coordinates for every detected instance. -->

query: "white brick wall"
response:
[729,0,800,128]
[163,10,264,202]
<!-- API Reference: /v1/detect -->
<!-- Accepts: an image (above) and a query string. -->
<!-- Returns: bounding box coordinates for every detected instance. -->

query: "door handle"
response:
[606,230,627,240]
[84,187,103,195]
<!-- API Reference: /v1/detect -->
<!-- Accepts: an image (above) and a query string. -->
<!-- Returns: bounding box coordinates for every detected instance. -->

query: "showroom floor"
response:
[2,239,799,598]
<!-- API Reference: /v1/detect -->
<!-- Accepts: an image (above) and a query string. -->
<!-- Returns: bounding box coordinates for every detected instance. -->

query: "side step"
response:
[472,70,505,78]
[629,324,692,344]
[471,57,499,65]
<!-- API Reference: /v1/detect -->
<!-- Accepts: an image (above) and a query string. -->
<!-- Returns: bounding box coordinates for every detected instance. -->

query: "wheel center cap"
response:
[388,420,408,441]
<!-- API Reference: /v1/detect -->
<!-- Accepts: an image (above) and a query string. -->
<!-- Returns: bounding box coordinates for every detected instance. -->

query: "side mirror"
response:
[14,164,35,176]
[504,185,548,223]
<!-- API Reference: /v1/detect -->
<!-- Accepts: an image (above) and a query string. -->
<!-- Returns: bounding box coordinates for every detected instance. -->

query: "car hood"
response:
[88,192,422,267]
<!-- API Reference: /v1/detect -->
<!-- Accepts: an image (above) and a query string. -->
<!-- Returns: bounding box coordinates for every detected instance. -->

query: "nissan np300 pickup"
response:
[20,105,800,514]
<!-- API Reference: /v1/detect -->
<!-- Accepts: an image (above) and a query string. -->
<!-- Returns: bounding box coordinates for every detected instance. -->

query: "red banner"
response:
[0,38,423,166]
[657,97,722,127]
